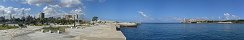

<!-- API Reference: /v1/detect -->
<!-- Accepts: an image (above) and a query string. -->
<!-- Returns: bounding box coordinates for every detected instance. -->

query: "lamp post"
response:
[73,14,76,27]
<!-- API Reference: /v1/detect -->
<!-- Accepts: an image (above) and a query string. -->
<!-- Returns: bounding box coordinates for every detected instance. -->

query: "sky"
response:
[0,0,244,23]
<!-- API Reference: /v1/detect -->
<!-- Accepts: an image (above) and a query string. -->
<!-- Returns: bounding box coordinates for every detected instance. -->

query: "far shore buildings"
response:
[64,15,74,20]
[181,18,208,23]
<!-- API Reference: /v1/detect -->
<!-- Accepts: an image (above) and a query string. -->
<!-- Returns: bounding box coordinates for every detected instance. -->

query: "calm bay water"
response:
[121,23,244,40]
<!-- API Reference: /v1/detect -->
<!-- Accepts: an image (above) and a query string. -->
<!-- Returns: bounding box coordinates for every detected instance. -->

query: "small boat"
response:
[117,22,139,27]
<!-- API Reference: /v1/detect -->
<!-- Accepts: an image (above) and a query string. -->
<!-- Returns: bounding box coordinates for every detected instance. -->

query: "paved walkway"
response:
[0,24,125,40]
[0,26,43,40]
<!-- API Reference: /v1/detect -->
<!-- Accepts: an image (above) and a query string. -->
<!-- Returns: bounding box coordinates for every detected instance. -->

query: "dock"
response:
[117,22,139,27]
[73,24,125,40]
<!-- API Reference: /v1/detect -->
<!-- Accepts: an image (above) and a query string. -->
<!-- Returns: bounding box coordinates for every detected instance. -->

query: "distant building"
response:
[64,15,74,20]
[39,12,45,19]
[181,18,208,23]
[38,12,45,24]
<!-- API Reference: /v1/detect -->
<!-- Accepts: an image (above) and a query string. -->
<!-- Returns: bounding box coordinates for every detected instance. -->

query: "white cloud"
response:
[85,0,106,3]
[0,5,31,19]
[25,0,54,6]
[60,0,82,7]
[41,5,84,17]
[49,5,61,8]
[224,13,230,16]
[138,11,148,17]
[137,11,158,22]
[223,13,240,20]
[43,6,56,15]
[42,5,65,17]
[20,0,84,17]
[98,0,106,3]
[70,8,83,14]
[0,0,108,19]
[23,0,83,8]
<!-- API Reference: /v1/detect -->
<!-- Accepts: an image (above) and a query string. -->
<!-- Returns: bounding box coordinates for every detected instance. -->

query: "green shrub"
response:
[0,24,18,30]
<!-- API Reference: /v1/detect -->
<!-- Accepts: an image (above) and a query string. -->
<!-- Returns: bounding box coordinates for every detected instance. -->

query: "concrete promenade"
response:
[0,26,44,40]
[0,24,126,40]
[73,24,125,40]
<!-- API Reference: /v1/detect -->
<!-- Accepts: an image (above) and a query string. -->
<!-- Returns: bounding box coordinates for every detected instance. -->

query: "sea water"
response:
[121,23,244,40]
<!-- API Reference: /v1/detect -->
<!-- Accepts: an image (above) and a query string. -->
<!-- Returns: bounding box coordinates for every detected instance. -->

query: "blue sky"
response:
[1,0,244,23]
